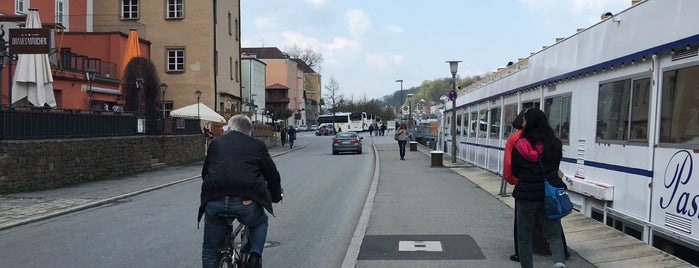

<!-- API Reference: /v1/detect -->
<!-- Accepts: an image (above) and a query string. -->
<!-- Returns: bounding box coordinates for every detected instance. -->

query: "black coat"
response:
[511,140,565,201]
[198,131,283,222]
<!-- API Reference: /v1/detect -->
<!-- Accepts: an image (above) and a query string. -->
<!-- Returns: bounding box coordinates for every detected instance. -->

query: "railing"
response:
[0,108,201,140]
[51,49,119,80]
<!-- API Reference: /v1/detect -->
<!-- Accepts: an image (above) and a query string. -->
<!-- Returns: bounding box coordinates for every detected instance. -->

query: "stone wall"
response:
[0,135,205,192]
[0,135,280,193]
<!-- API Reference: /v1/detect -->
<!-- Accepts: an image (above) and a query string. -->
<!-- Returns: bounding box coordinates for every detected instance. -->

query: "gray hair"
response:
[228,115,253,136]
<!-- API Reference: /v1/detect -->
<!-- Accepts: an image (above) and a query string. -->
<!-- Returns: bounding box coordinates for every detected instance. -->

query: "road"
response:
[0,132,374,267]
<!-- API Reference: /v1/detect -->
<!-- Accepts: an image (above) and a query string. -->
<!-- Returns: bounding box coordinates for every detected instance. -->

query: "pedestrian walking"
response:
[288,126,296,149]
[380,123,387,136]
[368,124,374,136]
[511,108,567,268]
[394,123,409,160]
[280,126,287,146]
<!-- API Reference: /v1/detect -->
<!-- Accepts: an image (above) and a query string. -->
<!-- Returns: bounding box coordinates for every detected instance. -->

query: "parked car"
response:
[310,124,318,131]
[316,123,330,136]
[332,131,363,155]
[298,124,308,131]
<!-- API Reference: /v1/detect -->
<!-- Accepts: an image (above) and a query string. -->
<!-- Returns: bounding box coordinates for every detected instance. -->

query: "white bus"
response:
[317,112,369,132]
[440,0,699,263]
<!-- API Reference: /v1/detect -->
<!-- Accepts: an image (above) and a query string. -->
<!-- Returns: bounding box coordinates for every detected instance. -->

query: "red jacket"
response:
[503,130,521,185]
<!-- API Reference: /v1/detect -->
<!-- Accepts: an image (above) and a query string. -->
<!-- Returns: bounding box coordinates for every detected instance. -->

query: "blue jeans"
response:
[398,140,407,158]
[202,197,269,268]
[515,199,565,268]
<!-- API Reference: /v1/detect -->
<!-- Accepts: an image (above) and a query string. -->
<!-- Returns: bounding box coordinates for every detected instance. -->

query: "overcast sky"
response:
[241,0,631,100]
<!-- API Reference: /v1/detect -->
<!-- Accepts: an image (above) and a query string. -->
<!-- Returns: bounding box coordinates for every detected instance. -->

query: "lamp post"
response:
[195,89,202,119]
[0,50,5,107]
[135,77,144,113]
[446,60,461,163]
[395,79,403,119]
[407,93,413,139]
[160,83,168,118]
[85,67,96,112]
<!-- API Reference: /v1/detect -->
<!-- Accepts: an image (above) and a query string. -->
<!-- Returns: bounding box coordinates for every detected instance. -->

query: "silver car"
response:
[332,132,363,155]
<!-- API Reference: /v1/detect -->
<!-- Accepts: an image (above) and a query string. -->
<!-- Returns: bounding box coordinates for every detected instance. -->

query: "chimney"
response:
[577,28,585,33]
[631,0,641,5]
[555,38,565,43]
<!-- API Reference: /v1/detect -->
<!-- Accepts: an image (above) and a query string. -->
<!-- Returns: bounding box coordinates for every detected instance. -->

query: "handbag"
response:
[538,159,573,219]
[394,133,399,140]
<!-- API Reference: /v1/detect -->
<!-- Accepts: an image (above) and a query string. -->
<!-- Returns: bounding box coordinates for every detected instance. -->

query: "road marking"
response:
[398,241,444,252]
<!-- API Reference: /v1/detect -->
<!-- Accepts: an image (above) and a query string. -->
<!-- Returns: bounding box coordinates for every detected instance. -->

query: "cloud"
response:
[385,24,404,33]
[363,52,405,71]
[277,31,362,68]
[345,9,371,38]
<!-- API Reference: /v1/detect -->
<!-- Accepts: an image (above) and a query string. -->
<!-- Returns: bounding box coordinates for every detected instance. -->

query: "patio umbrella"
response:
[119,29,141,93]
[170,103,226,123]
[11,9,57,108]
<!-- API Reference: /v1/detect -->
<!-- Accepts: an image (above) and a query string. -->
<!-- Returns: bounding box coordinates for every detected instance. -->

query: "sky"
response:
[241,0,632,101]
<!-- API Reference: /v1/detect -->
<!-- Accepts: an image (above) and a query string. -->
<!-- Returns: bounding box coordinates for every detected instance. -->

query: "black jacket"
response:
[511,139,565,201]
[198,131,282,222]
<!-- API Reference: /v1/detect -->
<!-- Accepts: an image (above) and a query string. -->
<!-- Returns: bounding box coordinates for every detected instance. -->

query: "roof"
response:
[266,83,289,89]
[294,58,315,73]
[241,47,287,59]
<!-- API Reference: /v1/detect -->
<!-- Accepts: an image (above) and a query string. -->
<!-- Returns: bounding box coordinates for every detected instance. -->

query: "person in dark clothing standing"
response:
[511,108,567,268]
[199,115,283,268]
[280,126,287,146]
[287,126,296,149]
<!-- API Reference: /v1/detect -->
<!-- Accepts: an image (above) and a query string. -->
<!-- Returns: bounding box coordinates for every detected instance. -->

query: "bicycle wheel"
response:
[215,253,236,268]
[236,225,249,266]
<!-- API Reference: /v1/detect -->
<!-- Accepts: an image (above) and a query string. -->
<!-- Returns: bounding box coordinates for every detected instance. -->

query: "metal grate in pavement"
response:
[357,234,485,260]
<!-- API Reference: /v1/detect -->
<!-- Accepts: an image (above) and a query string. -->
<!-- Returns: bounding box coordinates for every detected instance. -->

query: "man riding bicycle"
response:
[198,115,283,268]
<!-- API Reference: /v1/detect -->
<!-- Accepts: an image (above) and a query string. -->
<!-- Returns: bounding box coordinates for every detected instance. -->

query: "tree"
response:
[122,57,161,134]
[324,77,344,133]
[287,44,324,69]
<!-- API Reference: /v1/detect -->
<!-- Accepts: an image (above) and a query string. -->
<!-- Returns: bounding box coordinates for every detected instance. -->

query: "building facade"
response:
[92,1,242,114]
[241,55,266,123]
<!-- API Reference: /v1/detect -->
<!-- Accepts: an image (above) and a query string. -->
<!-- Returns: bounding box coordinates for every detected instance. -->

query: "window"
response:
[122,0,139,20]
[228,12,232,35]
[456,114,462,135]
[660,65,699,145]
[470,111,478,137]
[478,109,488,138]
[229,57,234,80]
[235,18,239,41]
[545,94,572,142]
[489,107,501,138]
[596,78,650,143]
[15,0,28,14]
[235,60,239,82]
[166,0,184,19]
[502,104,518,137]
[55,0,67,28]
[166,48,185,72]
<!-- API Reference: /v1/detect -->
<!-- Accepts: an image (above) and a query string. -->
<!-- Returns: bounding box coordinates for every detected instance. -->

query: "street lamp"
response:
[194,89,202,119]
[446,60,461,163]
[135,77,144,113]
[160,83,168,118]
[407,93,413,139]
[85,67,96,112]
[395,79,403,119]
[0,50,5,107]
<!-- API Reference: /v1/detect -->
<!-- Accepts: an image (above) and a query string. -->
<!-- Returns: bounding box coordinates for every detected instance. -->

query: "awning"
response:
[170,103,226,123]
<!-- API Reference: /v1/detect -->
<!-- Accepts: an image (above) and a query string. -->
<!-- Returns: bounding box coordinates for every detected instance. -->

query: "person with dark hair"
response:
[395,123,409,160]
[199,115,283,268]
[288,126,296,149]
[511,108,567,268]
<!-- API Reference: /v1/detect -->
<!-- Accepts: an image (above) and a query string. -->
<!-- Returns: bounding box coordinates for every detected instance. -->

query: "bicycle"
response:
[214,213,249,268]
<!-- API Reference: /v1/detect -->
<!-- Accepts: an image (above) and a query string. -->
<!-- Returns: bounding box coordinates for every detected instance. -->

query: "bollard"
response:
[409,141,418,151]
[430,151,444,166]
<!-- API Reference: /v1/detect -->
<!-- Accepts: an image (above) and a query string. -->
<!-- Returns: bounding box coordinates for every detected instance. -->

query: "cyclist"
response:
[198,114,283,268]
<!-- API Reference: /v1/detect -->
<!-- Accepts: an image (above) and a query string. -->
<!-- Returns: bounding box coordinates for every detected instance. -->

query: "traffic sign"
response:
[448,90,457,101]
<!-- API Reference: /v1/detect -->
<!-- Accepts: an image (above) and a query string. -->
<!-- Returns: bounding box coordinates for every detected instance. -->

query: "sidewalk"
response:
[0,141,300,231]
[345,134,693,268]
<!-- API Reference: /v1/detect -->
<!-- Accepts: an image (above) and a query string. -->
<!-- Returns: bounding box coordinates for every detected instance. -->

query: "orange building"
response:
[1,2,150,110]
